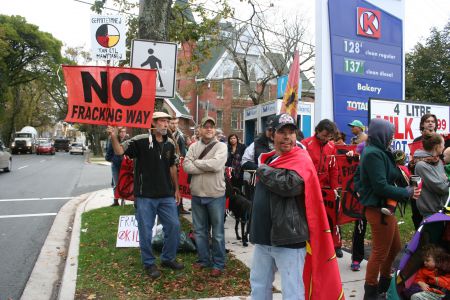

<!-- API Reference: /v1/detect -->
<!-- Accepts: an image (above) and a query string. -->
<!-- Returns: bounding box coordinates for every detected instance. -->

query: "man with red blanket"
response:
[249,114,343,300]
[302,119,343,258]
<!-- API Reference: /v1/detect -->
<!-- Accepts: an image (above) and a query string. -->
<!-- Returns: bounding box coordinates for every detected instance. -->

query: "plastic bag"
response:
[151,231,196,253]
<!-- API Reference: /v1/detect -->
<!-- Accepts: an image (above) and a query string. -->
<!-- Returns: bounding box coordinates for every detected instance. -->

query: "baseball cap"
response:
[201,116,216,127]
[272,113,297,131]
[152,111,172,120]
[348,120,365,130]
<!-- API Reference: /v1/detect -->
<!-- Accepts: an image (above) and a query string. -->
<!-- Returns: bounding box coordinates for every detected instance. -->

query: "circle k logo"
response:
[357,7,381,39]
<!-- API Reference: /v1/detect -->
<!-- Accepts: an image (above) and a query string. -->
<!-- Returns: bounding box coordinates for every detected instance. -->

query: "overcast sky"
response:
[1,0,449,52]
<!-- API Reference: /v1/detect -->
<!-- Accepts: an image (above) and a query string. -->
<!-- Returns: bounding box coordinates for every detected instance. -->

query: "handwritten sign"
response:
[116,215,140,247]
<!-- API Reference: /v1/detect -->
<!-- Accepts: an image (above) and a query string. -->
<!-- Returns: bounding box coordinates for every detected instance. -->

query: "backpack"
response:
[115,156,135,201]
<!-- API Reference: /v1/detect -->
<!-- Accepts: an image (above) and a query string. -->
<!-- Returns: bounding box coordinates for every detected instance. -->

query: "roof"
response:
[164,93,192,120]
[266,52,288,74]
[198,45,226,78]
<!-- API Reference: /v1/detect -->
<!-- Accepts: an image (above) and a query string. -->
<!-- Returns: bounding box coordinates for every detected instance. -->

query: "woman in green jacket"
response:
[356,118,421,300]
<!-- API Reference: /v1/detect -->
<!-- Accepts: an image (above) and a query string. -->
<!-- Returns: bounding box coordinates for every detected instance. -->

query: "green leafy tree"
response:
[406,22,449,103]
[0,15,64,144]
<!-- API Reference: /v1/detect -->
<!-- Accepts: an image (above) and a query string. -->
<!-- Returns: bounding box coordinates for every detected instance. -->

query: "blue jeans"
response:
[250,244,306,300]
[111,164,120,199]
[135,197,180,267]
[191,195,226,270]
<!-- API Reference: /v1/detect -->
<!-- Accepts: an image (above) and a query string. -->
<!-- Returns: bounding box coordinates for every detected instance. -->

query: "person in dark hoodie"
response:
[355,118,421,300]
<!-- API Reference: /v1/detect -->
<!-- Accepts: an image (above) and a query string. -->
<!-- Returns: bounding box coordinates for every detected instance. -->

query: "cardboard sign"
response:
[116,215,140,247]
[370,99,450,156]
[178,157,191,199]
[63,66,156,128]
[116,215,159,247]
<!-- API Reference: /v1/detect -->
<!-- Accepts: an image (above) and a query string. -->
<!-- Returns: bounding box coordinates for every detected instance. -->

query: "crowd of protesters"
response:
[106,110,450,300]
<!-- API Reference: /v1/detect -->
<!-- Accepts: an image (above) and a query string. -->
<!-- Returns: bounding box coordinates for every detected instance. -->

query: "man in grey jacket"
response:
[183,116,228,277]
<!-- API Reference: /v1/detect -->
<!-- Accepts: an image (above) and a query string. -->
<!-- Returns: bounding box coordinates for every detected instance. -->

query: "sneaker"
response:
[351,261,361,271]
[145,264,161,279]
[210,268,223,277]
[335,248,344,258]
[381,208,392,215]
[161,260,184,270]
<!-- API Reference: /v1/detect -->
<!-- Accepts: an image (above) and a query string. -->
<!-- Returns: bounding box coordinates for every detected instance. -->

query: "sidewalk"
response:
[22,188,365,299]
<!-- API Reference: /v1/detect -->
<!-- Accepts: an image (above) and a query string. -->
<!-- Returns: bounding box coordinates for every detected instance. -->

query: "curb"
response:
[20,193,90,300]
[57,189,114,300]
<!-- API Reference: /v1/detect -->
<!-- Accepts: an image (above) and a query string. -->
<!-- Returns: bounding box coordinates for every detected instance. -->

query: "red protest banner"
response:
[335,154,363,224]
[178,158,191,199]
[63,65,156,128]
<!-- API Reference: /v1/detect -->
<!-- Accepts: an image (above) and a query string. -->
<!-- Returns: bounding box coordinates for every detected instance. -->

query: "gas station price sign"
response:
[328,0,403,141]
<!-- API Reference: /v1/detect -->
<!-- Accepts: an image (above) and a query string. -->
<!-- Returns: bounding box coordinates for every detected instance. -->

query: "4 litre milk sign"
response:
[369,98,449,154]
[91,15,126,61]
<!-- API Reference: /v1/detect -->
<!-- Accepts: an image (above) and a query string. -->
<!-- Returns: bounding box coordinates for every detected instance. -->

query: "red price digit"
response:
[437,119,441,130]
[441,119,446,131]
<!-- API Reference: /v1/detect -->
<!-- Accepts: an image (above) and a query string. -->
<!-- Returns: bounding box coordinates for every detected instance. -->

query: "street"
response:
[0,152,110,300]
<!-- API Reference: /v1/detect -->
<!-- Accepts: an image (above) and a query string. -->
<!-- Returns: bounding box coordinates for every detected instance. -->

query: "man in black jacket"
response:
[107,112,184,279]
[253,117,275,164]
[249,114,309,299]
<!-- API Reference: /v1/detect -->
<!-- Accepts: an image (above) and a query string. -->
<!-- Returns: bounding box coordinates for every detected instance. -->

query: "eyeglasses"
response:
[202,125,215,129]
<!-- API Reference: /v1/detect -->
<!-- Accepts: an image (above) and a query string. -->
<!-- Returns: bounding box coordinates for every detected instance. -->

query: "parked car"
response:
[54,138,70,152]
[36,141,55,155]
[0,140,12,172]
[69,143,85,155]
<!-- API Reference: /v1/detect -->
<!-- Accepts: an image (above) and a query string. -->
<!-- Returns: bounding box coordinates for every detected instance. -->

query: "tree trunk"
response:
[138,0,172,111]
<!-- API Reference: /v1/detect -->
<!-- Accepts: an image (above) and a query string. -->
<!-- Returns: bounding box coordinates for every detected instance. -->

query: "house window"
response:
[231,109,243,130]
[212,80,223,98]
[232,67,257,100]
[216,110,223,129]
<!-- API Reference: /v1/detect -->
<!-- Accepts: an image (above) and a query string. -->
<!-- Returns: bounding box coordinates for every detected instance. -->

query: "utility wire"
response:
[73,0,315,48]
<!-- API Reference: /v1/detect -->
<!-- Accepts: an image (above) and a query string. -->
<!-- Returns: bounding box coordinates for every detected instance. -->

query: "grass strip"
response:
[76,205,250,299]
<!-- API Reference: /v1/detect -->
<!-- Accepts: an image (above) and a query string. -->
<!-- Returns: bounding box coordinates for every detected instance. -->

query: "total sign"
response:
[328,0,403,143]
[369,99,450,155]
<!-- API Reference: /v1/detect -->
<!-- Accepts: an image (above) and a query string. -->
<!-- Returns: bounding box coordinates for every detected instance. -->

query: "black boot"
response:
[111,199,119,207]
[364,284,380,300]
[378,276,391,298]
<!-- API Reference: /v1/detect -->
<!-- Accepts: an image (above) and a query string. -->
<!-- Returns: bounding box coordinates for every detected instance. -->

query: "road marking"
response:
[0,197,72,202]
[0,213,57,219]
[17,165,28,170]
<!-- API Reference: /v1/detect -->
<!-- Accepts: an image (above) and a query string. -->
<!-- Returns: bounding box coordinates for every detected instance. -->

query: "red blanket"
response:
[260,146,344,300]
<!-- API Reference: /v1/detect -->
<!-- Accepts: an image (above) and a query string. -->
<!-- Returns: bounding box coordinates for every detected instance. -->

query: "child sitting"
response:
[405,245,450,300]
[381,149,411,215]
[444,147,450,181]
